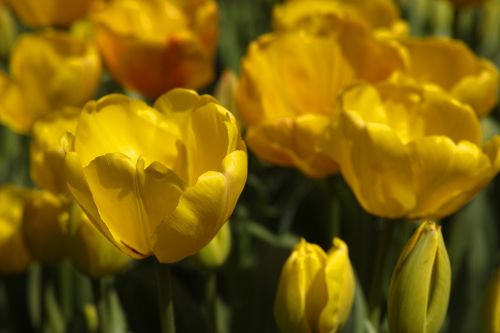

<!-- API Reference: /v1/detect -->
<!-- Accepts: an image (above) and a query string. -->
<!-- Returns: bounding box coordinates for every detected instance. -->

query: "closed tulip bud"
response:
[0,186,32,275]
[6,0,96,28]
[22,190,70,264]
[274,238,355,333]
[482,267,500,333]
[0,3,16,56]
[388,221,451,333]
[194,221,231,269]
[68,205,130,278]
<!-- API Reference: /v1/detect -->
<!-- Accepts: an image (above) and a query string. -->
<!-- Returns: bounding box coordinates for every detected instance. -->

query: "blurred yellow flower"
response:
[6,0,96,27]
[276,0,406,35]
[388,221,451,333]
[68,204,130,278]
[91,0,218,98]
[0,31,101,134]
[22,190,69,264]
[319,81,500,219]
[236,20,406,178]
[64,89,247,263]
[394,37,499,117]
[274,238,355,333]
[31,107,80,195]
[0,186,31,275]
[482,267,500,333]
[0,3,16,56]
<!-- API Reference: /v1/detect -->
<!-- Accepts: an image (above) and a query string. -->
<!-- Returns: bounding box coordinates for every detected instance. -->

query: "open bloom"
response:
[0,31,101,134]
[64,89,247,263]
[274,238,355,333]
[394,37,499,117]
[91,0,218,98]
[236,16,406,178]
[0,186,31,275]
[388,221,451,333]
[5,0,96,27]
[319,81,500,219]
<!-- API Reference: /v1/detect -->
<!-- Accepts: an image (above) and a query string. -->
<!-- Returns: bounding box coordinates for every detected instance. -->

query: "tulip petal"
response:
[152,171,227,263]
[408,137,493,219]
[342,111,415,218]
[76,94,179,168]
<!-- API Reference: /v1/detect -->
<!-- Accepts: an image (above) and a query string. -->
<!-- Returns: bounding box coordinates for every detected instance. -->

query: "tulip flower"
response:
[236,16,406,178]
[275,0,406,35]
[0,31,101,134]
[91,0,218,98]
[31,107,80,195]
[388,221,451,333]
[5,0,96,28]
[482,267,500,333]
[68,204,130,278]
[319,80,500,219]
[274,238,355,333]
[64,89,247,263]
[0,186,31,275]
[394,37,499,117]
[22,190,69,264]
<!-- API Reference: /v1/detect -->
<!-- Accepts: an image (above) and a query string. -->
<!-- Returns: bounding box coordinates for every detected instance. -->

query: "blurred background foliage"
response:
[1,0,500,332]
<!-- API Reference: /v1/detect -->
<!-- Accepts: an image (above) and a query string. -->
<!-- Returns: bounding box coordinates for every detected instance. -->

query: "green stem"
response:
[452,7,461,39]
[368,219,397,329]
[91,278,107,333]
[157,264,176,333]
[59,260,74,323]
[206,271,218,333]
[327,176,342,240]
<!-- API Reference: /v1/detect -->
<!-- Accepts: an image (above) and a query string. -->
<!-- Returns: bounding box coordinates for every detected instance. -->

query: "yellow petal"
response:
[75,94,179,168]
[339,110,415,218]
[83,153,184,257]
[408,137,493,219]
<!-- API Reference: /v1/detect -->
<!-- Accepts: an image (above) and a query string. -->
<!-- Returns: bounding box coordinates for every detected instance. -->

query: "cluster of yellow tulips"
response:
[0,0,499,332]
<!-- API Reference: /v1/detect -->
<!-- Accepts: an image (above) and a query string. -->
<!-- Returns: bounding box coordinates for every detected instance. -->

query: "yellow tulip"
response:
[0,31,101,134]
[193,221,231,269]
[0,186,31,275]
[236,19,406,178]
[22,190,69,264]
[6,0,95,27]
[482,267,500,333]
[319,81,500,219]
[395,37,499,117]
[68,204,130,278]
[276,0,406,35]
[91,0,218,98]
[388,221,451,333]
[63,89,247,263]
[31,107,80,195]
[274,238,355,333]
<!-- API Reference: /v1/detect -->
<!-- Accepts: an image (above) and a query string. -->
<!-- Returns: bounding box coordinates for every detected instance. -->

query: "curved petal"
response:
[83,153,184,257]
[152,171,227,263]
[408,137,493,219]
[342,111,415,218]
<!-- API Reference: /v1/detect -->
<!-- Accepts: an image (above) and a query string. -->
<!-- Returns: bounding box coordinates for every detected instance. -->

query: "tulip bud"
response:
[274,238,355,333]
[193,222,231,269]
[482,267,500,333]
[388,221,451,333]
[0,4,16,56]
[22,190,70,264]
[68,204,130,278]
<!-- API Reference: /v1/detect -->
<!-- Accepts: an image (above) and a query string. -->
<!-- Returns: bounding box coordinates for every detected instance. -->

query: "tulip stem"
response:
[157,264,176,333]
[206,271,219,333]
[368,218,396,329]
[91,278,109,333]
